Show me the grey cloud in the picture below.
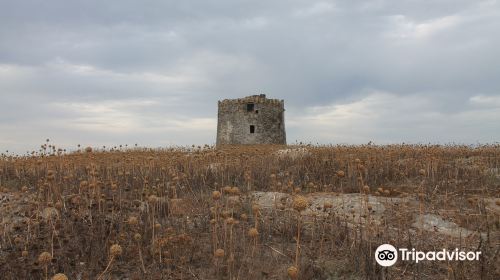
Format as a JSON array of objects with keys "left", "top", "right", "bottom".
[{"left": 1, "top": 0, "right": 499, "bottom": 153}]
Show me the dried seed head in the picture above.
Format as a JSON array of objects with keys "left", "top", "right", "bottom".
[
  {"left": 80, "top": 180, "right": 88, "bottom": 188},
  {"left": 251, "top": 204, "right": 260, "bottom": 215},
  {"left": 292, "top": 195, "right": 308, "bottom": 212},
  {"left": 110, "top": 244, "right": 122, "bottom": 257},
  {"left": 221, "top": 210, "right": 231, "bottom": 218},
  {"left": 230, "top": 186, "right": 240, "bottom": 195},
  {"left": 214, "top": 248, "right": 225, "bottom": 258},
  {"left": 287, "top": 266, "right": 298, "bottom": 279},
  {"left": 128, "top": 216, "right": 139, "bottom": 226},
  {"left": 148, "top": 195, "right": 159, "bottom": 204},
  {"left": 212, "top": 191, "right": 221, "bottom": 200},
  {"left": 336, "top": 170, "right": 345, "bottom": 178},
  {"left": 38, "top": 251, "right": 52, "bottom": 265},
  {"left": 54, "top": 201, "right": 63, "bottom": 209},
  {"left": 14, "top": 236, "right": 23, "bottom": 245},
  {"left": 362, "top": 185, "right": 370, "bottom": 193},
  {"left": 248, "top": 228, "right": 258, "bottom": 238},
  {"left": 51, "top": 273, "right": 68, "bottom": 280},
  {"left": 134, "top": 233, "right": 142, "bottom": 241}
]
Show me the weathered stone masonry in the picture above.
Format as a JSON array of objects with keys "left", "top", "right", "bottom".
[{"left": 216, "top": 94, "right": 286, "bottom": 145}]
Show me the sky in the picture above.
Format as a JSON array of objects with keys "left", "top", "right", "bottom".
[{"left": 1, "top": 0, "right": 499, "bottom": 153}]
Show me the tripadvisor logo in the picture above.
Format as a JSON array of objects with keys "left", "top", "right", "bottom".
[
  {"left": 375, "top": 244, "right": 481, "bottom": 267},
  {"left": 375, "top": 244, "right": 398, "bottom": 267}
]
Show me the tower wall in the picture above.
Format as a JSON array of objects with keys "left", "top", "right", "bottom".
[{"left": 216, "top": 95, "right": 286, "bottom": 146}]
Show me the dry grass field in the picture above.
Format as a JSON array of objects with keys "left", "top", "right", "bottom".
[{"left": 0, "top": 144, "right": 499, "bottom": 279}]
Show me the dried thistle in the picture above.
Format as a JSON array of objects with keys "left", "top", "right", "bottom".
[
  {"left": 212, "top": 191, "right": 221, "bottom": 200},
  {"left": 110, "top": 244, "right": 122, "bottom": 257},
  {"left": 214, "top": 248, "right": 225, "bottom": 258},
  {"left": 292, "top": 195, "right": 308, "bottom": 212},
  {"left": 248, "top": 227, "right": 258, "bottom": 238},
  {"left": 287, "top": 266, "right": 298, "bottom": 279},
  {"left": 38, "top": 251, "right": 52, "bottom": 265},
  {"left": 51, "top": 273, "right": 68, "bottom": 280}
]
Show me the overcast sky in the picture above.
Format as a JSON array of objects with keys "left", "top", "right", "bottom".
[{"left": 1, "top": 0, "right": 499, "bottom": 153}]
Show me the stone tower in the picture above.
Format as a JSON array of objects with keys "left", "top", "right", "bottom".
[{"left": 216, "top": 94, "right": 286, "bottom": 146}]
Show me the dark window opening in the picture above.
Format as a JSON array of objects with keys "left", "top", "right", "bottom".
[
  {"left": 246, "top": 103, "right": 254, "bottom": 111},
  {"left": 250, "top": 125, "right": 255, "bottom": 133}
]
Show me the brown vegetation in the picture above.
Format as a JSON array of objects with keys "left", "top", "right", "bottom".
[{"left": 0, "top": 143, "right": 499, "bottom": 279}]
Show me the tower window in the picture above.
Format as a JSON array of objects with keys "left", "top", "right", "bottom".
[
  {"left": 250, "top": 125, "right": 255, "bottom": 133},
  {"left": 246, "top": 103, "right": 254, "bottom": 111}
]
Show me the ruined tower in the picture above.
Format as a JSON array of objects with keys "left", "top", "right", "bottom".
[{"left": 216, "top": 94, "right": 286, "bottom": 146}]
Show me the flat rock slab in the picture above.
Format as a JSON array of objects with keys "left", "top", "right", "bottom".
[
  {"left": 251, "top": 191, "right": 486, "bottom": 239},
  {"left": 413, "top": 214, "right": 484, "bottom": 239},
  {"left": 252, "top": 191, "right": 400, "bottom": 226}
]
